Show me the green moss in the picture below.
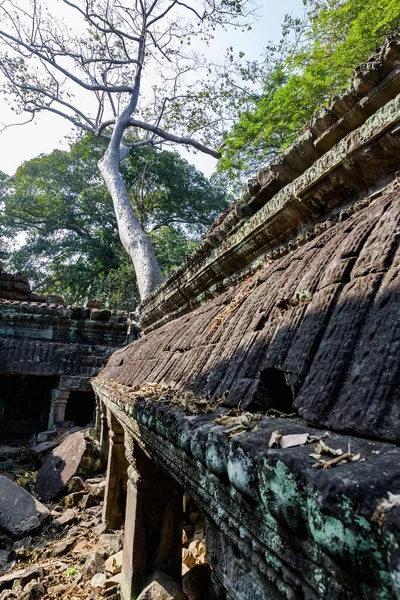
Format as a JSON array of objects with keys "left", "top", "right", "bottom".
[{"left": 259, "top": 458, "right": 306, "bottom": 532}]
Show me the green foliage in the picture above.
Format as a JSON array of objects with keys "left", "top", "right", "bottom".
[
  {"left": 2, "top": 135, "right": 228, "bottom": 309},
  {"left": 220, "top": 0, "right": 400, "bottom": 179}
]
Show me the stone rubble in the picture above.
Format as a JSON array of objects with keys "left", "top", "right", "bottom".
[
  {"left": 0, "top": 476, "right": 50, "bottom": 537},
  {"left": 0, "top": 434, "right": 210, "bottom": 600},
  {"left": 34, "top": 430, "right": 101, "bottom": 501}
]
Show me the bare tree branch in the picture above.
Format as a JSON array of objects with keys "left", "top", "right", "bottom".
[
  {"left": 0, "top": 0, "right": 254, "bottom": 300},
  {"left": 0, "top": 27, "right": 134, "bottom": 93}
]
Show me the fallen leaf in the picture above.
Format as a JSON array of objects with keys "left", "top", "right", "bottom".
[
  {"left": 350, "top": 453, "right": 361, "bottom": 461},
  {"left": 312, "top": 452, "right": 352, "bottom": 469},
  {"left": 215, "top": 414, "right": 250, "bottom": 427},
  {"left": 215, "top": 412, "right": 261, "bottom": 428},
  {"left": 226, "top": 425, "right": 249, "bottom": 438},
  {"left": 279, "top": 433, "right": 309, "bottom": 449},
  {"left": 314, "top": 440, "right": 343, "bottom": 457},
  {"left": 309, "top": 453, "right": 322, "bottom": 460},
  {"left": 373, "top": 492, "right": 400, "bottom": 530},
  {"left": 268, "top": 430, "right": 282, "bottom": 448}
]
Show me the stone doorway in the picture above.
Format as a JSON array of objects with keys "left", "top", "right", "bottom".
[
  {"left": 0, "top": 374, "right": 57, "bottom": 439},
  {"left": 65, "top": 390, "right": 96, "bottom": 427}
]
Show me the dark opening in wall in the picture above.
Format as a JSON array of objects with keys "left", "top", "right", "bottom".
[
  {"left": 0, "top": 374, "right": 57, "bottom": 438},
  {"left": 65, "top": 390, "right": 95, "bottom": 426},
  {"left": 247, "top": 368, "right": 295, "bottom": 414}
]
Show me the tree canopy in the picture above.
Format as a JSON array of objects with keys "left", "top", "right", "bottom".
[
  {"left": 1, "top": 135, "right": 228, "bottom": 309},
  {"left": 0, "top": 0, "right": 253, "bottom": 300},
  {"left": 219, "top": 0, "right": 400, "bottom": 179}
]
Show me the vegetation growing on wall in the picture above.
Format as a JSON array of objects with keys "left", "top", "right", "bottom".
[{"left": 219, "top": 0, "right": 400, "bottom": 179}]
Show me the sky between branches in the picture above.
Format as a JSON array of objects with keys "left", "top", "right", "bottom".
[{"left": 0, "top": 0, "right": 304, "bottom": 179}]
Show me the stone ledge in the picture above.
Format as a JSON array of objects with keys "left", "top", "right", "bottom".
[
  {"left": 0, "top": 298, "right": 129, "bottom": 324},
  {"left": 93, "top": 378, "right": 400, "bottom": 600},
  {"left": 141, "top": 92, "right": 400, "bottom": 333},
  {"left": 140, "top": 33, "right": 400, "bottom": 333}
]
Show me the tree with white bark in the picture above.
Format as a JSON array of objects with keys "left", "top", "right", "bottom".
[{"left": 0, "top": 0, "right": 252, "bottom": 300}]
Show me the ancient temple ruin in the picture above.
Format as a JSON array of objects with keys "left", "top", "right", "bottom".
[
  {"left": 92, "top": 33, "right": 400, "bottom": 600},
  {"left": 0, "top": 272, "right": 133, "bottom": 437}
]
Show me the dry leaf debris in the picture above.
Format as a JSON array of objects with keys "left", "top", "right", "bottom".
[
  {"left": 311, "top": 440, "right": 361, "bottom": 468},
  {"left": 311, "top": 452, "right": 353, "bottom": 469},
  {"left": 372, "top": 493, "right": 400, "bottom": 532},
  {"left": 313, "top": 440, "right": 343, "bottom": 457},
  {"left": 267, "top": 431, "right": 363, "bottom": 468},
  {"left": 279, "top": 433, "right": 309, "bottom": 449},
  {"left": 205, "top": 277, "right": 255, "bottom": 338},
  {"left": 268, "top": 431, "right": 314, "bottom": 449},
  {"left": 104, "top": 380, "right": 223, "bottom": 416},
  {"left": 215, "top": 410, "right": 262, "bottom": 438}
]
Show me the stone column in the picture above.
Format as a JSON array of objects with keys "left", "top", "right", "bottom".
[
  {"left": 99, "top": 402, "right": 110, "bottom": 470},
  {"left": 121, "top": 437, "right": 183, "bottom": 600},
  {"left": 48, "top": 389, "right": 70, "bottom": 430},
  {"left": 102, "top": 410, "right": 128, "bottom": 530},
  {"left": 95, "top": 396, "right": 102, "bottom": 435}
]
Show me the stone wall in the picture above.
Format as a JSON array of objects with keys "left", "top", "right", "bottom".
[
  {"left": 97, "top": 183, "right": 400, "bottom": 443},
  {"left": 93, "top": 34, "right": 400, "bottom": 600},
  {"left": 0, "top": 269, "right": 135, "bottom": 431},
  {"left": 94, "top": 378, "right": 400, "bottom": 600},
  {"left": 140, "top": 33, "right": 400, "bottom": 334},
  {"left": 0, "top": 269, "right": 63, "bottom": 303}
]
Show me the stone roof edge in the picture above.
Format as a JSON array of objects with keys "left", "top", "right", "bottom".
[
  {"left": 139, "top": 33, "right": 400, "bottom": 331},
  {"left": 0, "top": 298, "right": 131, "bottom": 326},
  {"left": 141, "top": 92, "right": 400, "bottom": 333}
]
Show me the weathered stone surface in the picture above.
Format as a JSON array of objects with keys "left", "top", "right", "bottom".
[
  {"left": 139, "top": 35, "right": 400, "bottom": 334},
  {"left": 36, "top": 431, "right": 56, "bottom": 443},
  {"left": 83, "top": 551, "right": 106, "bottom": 578},
  {"left": 98, "top": 185, "right": 400, "bottom": 443},
  {"left": 0, "top": 268, "right": 132, "bottom": 404},
  {"left": 85, "top": 478, "right": 106, "bottom": 498},
  {"left": 0, "top": 566, "right": 43, "bottom": 592},
  {"left": 93, "top": 33, "right": 400, "bottom": 600},
  {"left": 10, "top": 537, "right": 32, "bottom": 561},
  {"left": 67, "top": 476, "right": 86, "bottom": 493},
  {"left": 105, "top": 573, "right": 121, "bottom": 589},
  {"left": 95, "top": 384, "right": 400, "bottom": 600},
  {"left": 51, "top": 538, "right": 75, "bottom": 557},
  {"left": 105, "top": 551, "right": 123, "bottom": 575},
  {"left": 99, "top": 533, "right": 124, "bottom": 555},
  {"left": 20, "top": 581, "right": 46, "bottom": 599},
  {"left": 182, "top": 564, "right": 213, "bottom": 600},
  {"left": 64, "top": 491, "right": 86, "bottom": 507},
  {"left": 35, "top": 431, "right": 100, "bottom": 501},
  {"left": 31, "top": 441, "right": 58, "bottom": 455},
  {"left": 53, "top": 509, "right": 77, "bottom": 528},
  {"left": 0, "top": 447, "right": 19, "bottom": 458},
  {"left": 91, "top": 573, "right": 107, "bottom": 588},
  {"left": 136, "top": 571, "right": 187, "bottom": 600},
  {"left": 80, "top": 493, "right": 98, "bottom": 510},
  {"left": 0, "top": 476, "right": 50, "bottom": 537}
]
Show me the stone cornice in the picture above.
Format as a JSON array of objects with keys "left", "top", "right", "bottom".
[
  {"left": 93, "top": 378, "right": 400, "bottom": 600},
  {"left": 141, "top": 92, "right": 400, "bottom": 333}
]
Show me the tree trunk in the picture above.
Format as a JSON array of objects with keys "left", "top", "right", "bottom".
[{"left": 98, "top": 148, "right": 163, "bottom": 301}]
